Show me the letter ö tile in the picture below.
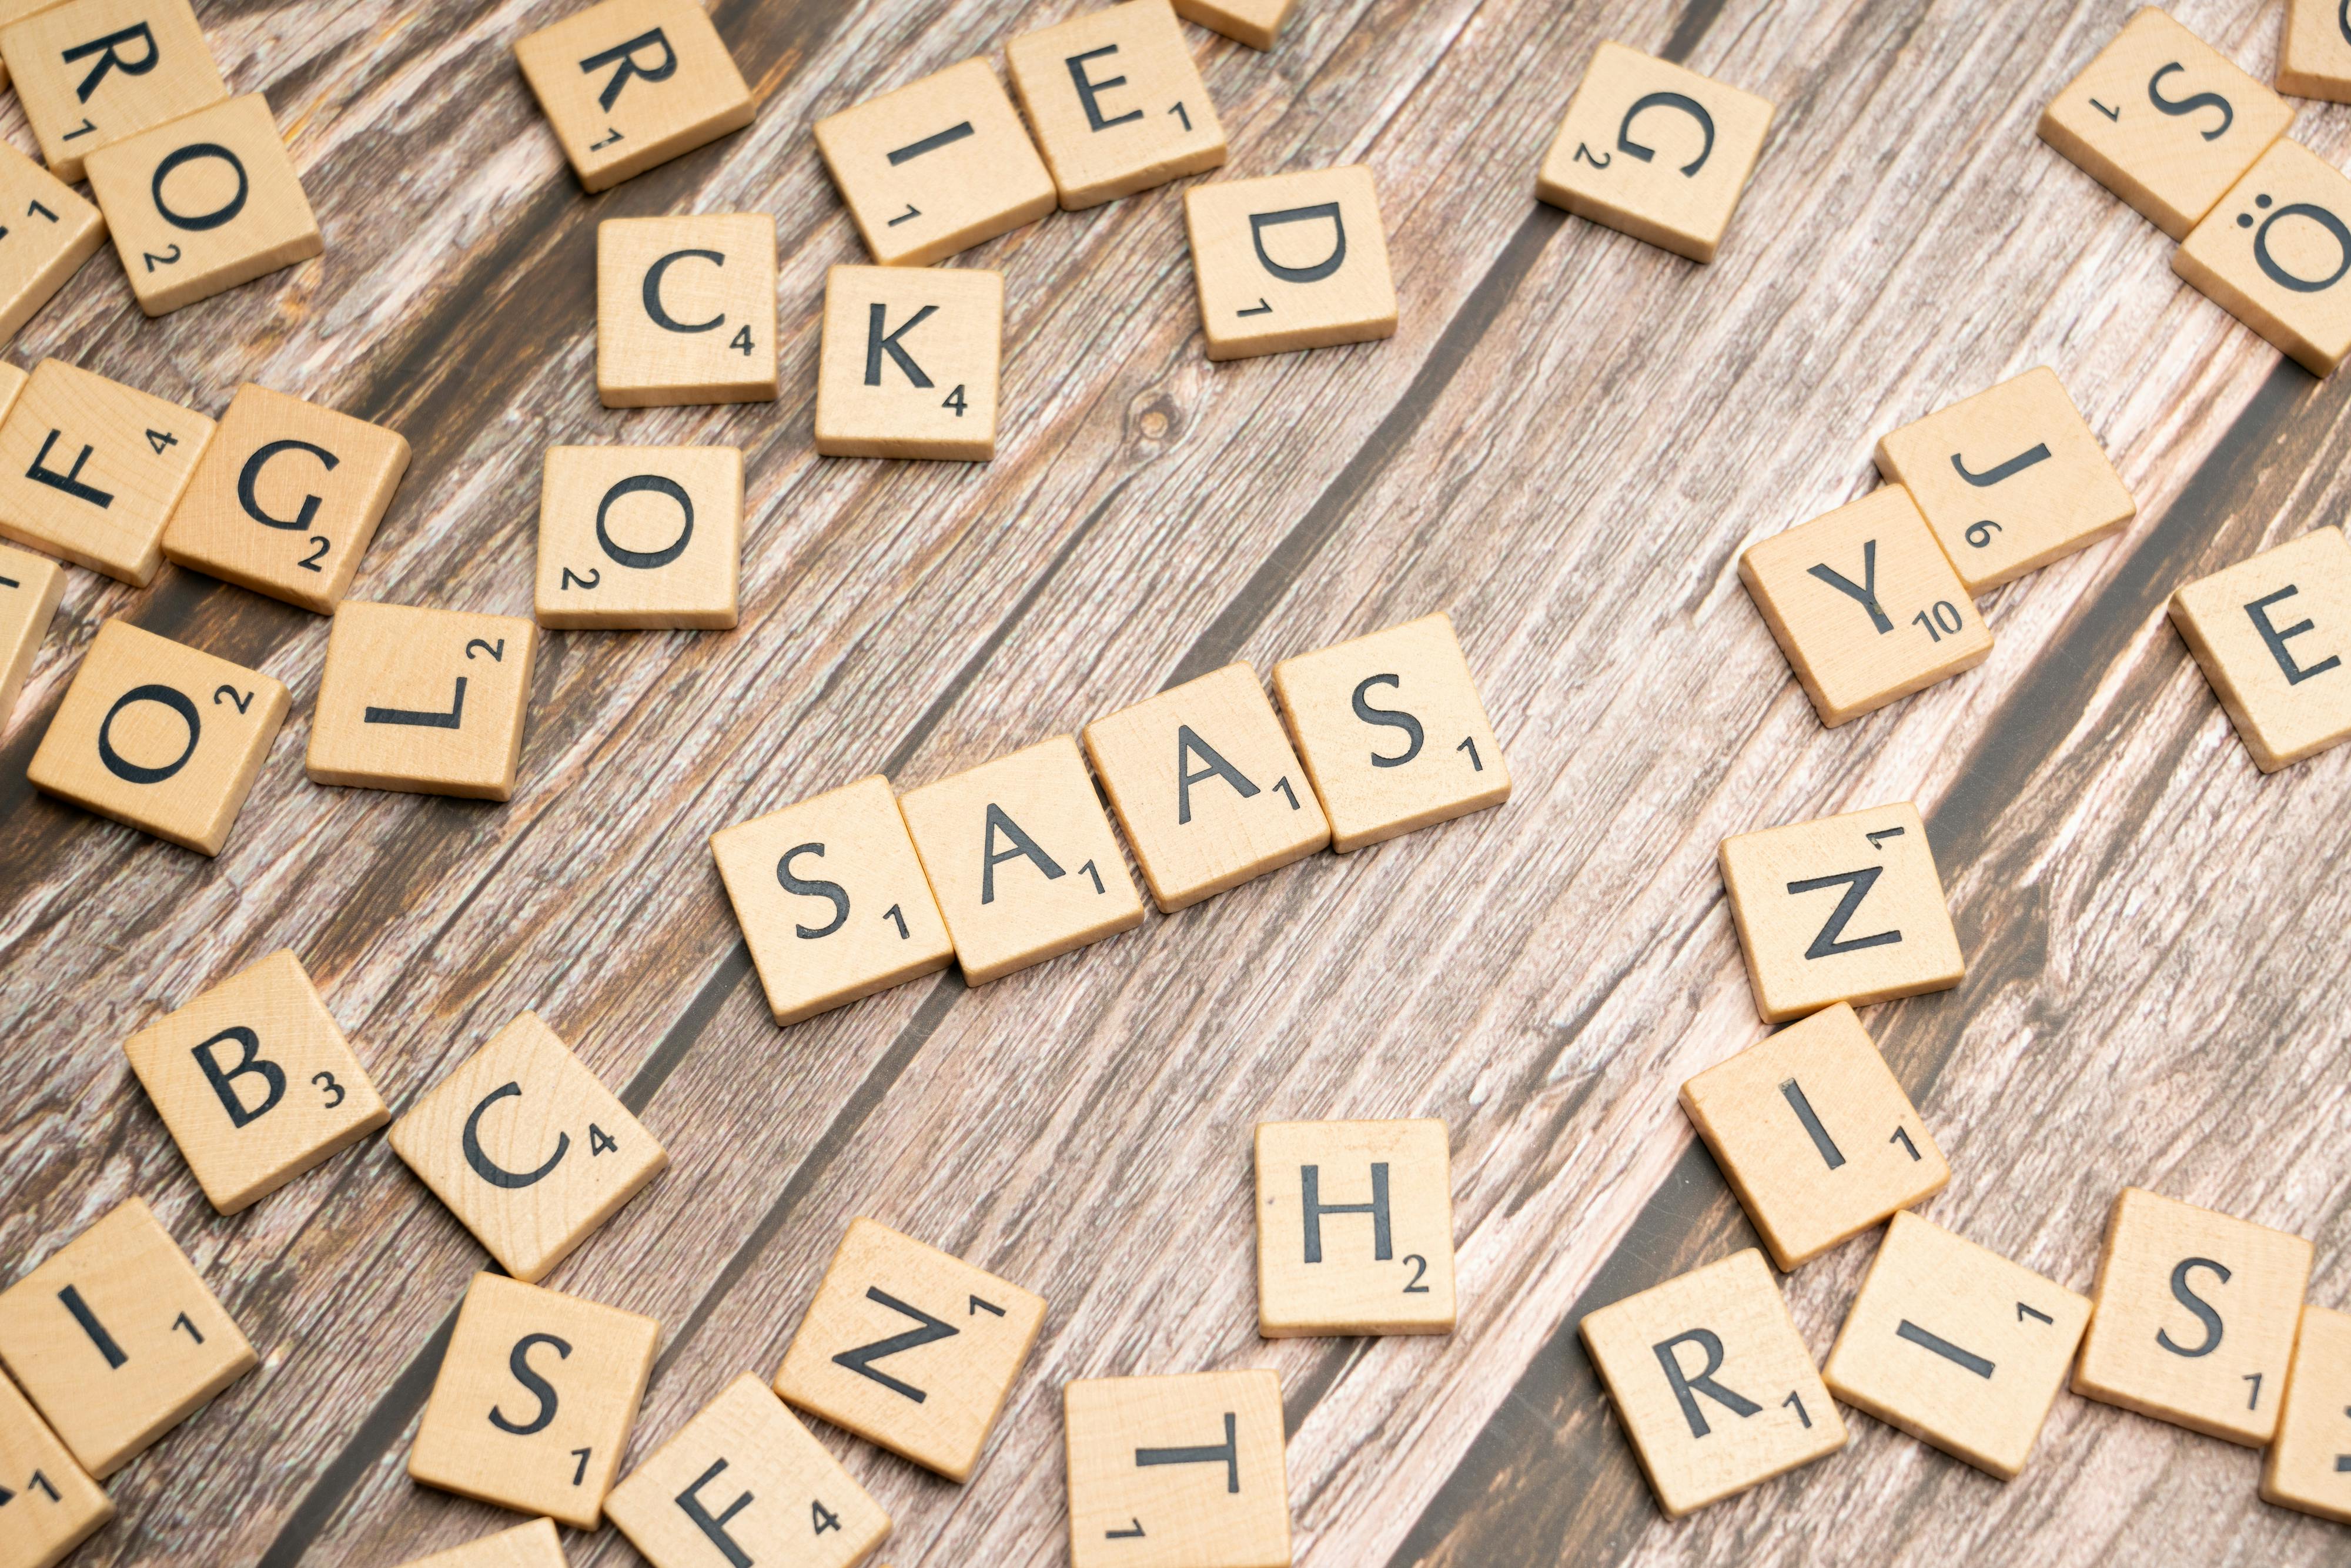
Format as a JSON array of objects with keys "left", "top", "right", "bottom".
[
  {"left": 2175, "top": 138, "right": 2351, "bottom": 375},
  {"left": 814, "top": 57, "right": 1055, "bottom": 268},
  {"left": 1006, "top": 0, "right": 1226, "bottom": 210},
  {"left": 597, "top": 213, "right": 777, "bottom": 408},
  {"left": 2169, "top": 526, "right": 2351, "bottom": 770},
  {"left": 1063, "top": 1369, "right": 1290, "bottom": 1568},
  {"left": 1, "top": 0, "right": 226, "bottom": 183},
  {"left": 1183, "top": 164, "right": 1396, "bottom": 361},
  {"left": 0, "top": 357, "right": 216, "bottom": 586},
  {"left": 514, "top": 0, "right": 754, "bottom": 193},
  {"left": 814, "top": 263, "right": 1001, "bottom": 460}
]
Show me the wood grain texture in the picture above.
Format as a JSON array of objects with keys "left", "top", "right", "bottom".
[{"left": 4, "top": 1, "right": 2351, "bottom": 1565}]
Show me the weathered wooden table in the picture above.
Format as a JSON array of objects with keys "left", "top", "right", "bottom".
[{"left": 5, "top": 0, "right": 2349, "bottom": 1562}]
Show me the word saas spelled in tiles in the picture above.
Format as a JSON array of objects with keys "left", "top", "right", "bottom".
[
  {"left": 774, "top": 1217, "right": 1047, "bottom": 1482},
  {"left": 0, "top": 143, "right": 103, "bottom": 345},
  {"left": 0, "top": 357, "right": 215, "bottom": 586},
  {"left": 1006, "top": 0, "right": 1226, "bottom": 210},
  {"left": 388, "top": 1011, "right": 667, "bottom": 1284},
  {"left": 1184, "top": 165, "right": 1396, "bottom": 361},
  {"left": 0, "top": 540, "right": 65, "bottom": 725},
  {"left": 597, "top": 213, "right": 778, "bottom": 408},
  {"left": 306, "top": 601, "right": 537, "bottom": 800},
  {"left": 1579, "top": 1248, "right": 1844, "bottom": 1519},
  {"left": 2170, "top": 526, "right": 2351, "bottom": 770},
  {"left": 815, "top": 264, "right": 1002, "bottom": 460},
  {"left": 1822, "top": 1212, "right": 2091, "bottom": 1479},
  {"left": 0, "top": 1368, "right": 112, "bottom": 1568},
  {"left": 1679, "top": 1001, "right": 1948, "bottom": 1270},
  {"left": 2, "top": 0, "right": 228, "bottom": 183},
  {"left": 2263, "top": 1304, "right": 2351, "bottom": 1523},
  {"left": 1255, "top": 1118, "right": 1454, "bottom": 1338},
  {"left": 0, "top": 1198, "right": 256, "bottom": 1478},
  {"left": 2280, "top": 0, "right": 2351, "bottom": 102},
  {"left": 1536, "top": 42, "right": 1775, "bottom": 263},
  {"left": 514, "top": 0, "right": 754, "bottom": 193},
  {"left": 1064, "top": 1369, "right": 1290, "bottom": 1568},
  {"left": 536, "top": 445, "right": 741, "bottom": 629},
  {"left": 393, "top": 1519, "right": 567, "bottom": 1568},
  {"left": 814, "top": 57, "right": 1055, "bottom": 268},
  {"left": 2176, "top": 138, "right": 2351, "bottom": 375}
]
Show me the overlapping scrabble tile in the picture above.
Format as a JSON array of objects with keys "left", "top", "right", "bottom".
[
  {"left": 0, "top": 540, "right": 63, "bottom": 725},
  {"left": 815, "top": 263, "right": 1001, "bottom": 460},
  {"left": 774, "top": 1217, "right": 1047, "bottom": 1481},
  {"left": 122, "top": 949, "right": 387, "bottom": 1213},
  {"left": 813, "top": 57, "right": 1055, "bottom": 268},
  {"left": 0, "top": 143, "right": 102, "bottom": 345},
  {"left": 1255, "top": 1118, "right": 1454, "bottom": 1338},
  {"left": 0, "top": 1369, "right": 112, "bottom": 1568},
  {"left": 2262, "top": 1304, "right": 2351, "bottom": 1523},
  {"left": 1171, "top": 0, "right": 1295, "bottom": 51},
  {"left": 711, "top": 775, "right": 955, "bottom": 1025},
  {"left": 2, "top": 0, "right": 226, "bottom": 183},
  {"left": 0, "top": 360, "right": 26, "bottom": 420},
  {"left": 1873, "top": 367, "right": 2137, "bottom": 593},
  {"left": 1679, "top": 1001, "right": 1948, "bottom": 1270},
  {"left": 396, "top": 1518, "right": 567, "bottom": 1568},
  {"left": 1822, "top": 1212, "right": 2091, "bottom": 1479},
  {"left": 1718, "top": 801, "right": 1963, "bottom": 1024},
  {"left": 2039, "top": 7, "right": 2292, "bottom": 240},
  {"left": 597, "top": 213, "right": 777, "bottom": 408},
  {"left": 605, "top": 1373, "right": 889, "bottom": 1568},
  {"left": 85, "top": 93, "right": 320, "bottom": 316},
  {"left": 306, "top": 601, "right": 537, "bottom": 800},
  {"left": 1082, "top": 661, "right": 1327, "bottom": 912},
  {"left": 28, "top": 618, "right": 287, "bottom": 855},
  {"left": 1005, "top": 0, "right": 1226, "bottom": 210},
  {"left": 1064, "top": 1369, "right": 1289, "bottom": 1568},
  {"left": 2176, "top": 138, "right": 2351, "bottom": 375},
  {"left": 1579, "top": 1248, "right": 1844, "bottom": 1519},
  {"left": 0, "top": 357, "right": 215, "bottom": 585},
  {"left": 2073, "top": 1187, "right": 2313, "bottom": 1445},
  {"left": 410, "top": 1273, "right": 660, "bottom": 1530},
  {"left": 2280, "top": 0, "right": 2351, "bottom": 102},
  {"left": 0, "top": 0, "right": 72, "bottom": 91},
  {"left": 0, "top": 1198, "right": 256, "bottom": 1478},
  {"left": 513, "top": 0, "right": 754, "bottom": 193},
  {"left": 1183, "top": 165, "right": 1395, "bottom": 361},
  {"left": 897, "top": 734, "right": 1144, "bottom": 985},
  {"left": 1270, "top": 611, "right": 1508, "bottom": 853},
  {"left": 2169, "top": 526, "right": 2351, "bottom": 771},
  {"left": 387, "top": 1011, "right": 667, "bottom": 1284},
  {"left": 535, "top": 444, "right": 740, "bottom": 629},
  {"left": 1535, "top": 42, "right": 1775, "bottom": 263},
  {"left": 1740, "top": 485, "right": 1991, "bottom": 727},
  {"left": 162, "top": 383, "right": 410, "bottom": 614}
]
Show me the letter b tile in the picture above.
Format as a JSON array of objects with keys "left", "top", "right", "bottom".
[
  {"left": 1064, "top": 1369, "right": 1290, "bottom": 1568},
  {"left": 2170, "top": 527, "right": 2351, "bottom": 770},
  {"left": 815, "top": 264, "right": 1002, "bottom": 460},
  {"left": 1184, "top": 165, "right": 1396, "bottom": 361}
]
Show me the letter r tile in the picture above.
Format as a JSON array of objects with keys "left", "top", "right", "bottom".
[{"left": 514, "top": 0, "right": 754, "bottom": 192}]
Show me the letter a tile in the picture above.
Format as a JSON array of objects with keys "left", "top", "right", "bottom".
[
  {"left": 2280, "top": 0, "right": 2351, "bottom": 103},
  {"left": 597, "top": 214, "right": 777, "bottom": 408},
  {"left": 814, "top": 57, "right": 1056, "bottom": 268},
  {"left": 1064, "top": 1369, "right": 1290, "bottom": 1568},
  {"left": 394, "top": 1519, "right": 567, "bottom": 1568},
  {"left": 1255, "top": 1118, "right": 1454, "bottom": 1338},
  {"left": 0, "top": 142, "right": 103, "bottom": 346},
  {"left": 388, "top": 1012, "right": 667, "bottom": 1284},
  {"left": 306, "top": 601, "right": 538, "bottom": 800},
  {"left": 0, "top": 1370, "right": 111, "bottom": 1568},
  {"left": 1006, "top": 0, "right": 1227, "bottom": 210},
  {"left": 0, "top": 358, "right": 216, "bottom": 586},
  {"left": 2175, "top": 138, "right": 2351, "bottom": 375},
  {"left": 1184, "top": 165, "right": 1396, "bottom": 361},
  {"left": 2170, "top": 527, "right": 2351, "bottom": 770},
  {"left": 1, "top": 0, "right": 228, "bottom": 183},
  {"left": 536, "top": 445, "right": 741, "bottom": 629},
  {"left": 1578, "top": 1249, "right": 1844, "bottom": 1519},
  {"left": 0, "top": 540, "right": 65, "bottom": 727},
  {"left": 2262, "top": 1304, "right": 2351, "bottom": 1523},
  {"left": 514, "top": 0, "right": 754, "bottom": 193},
  {"left": 815, "top": 264, "right": 1001, "bottom": 460}
]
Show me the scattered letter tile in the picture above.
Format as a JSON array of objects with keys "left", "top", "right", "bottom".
[
  {"left": 1006, "top": 0, "right": 1227, "bottom": 210},
  {"left": 2280, "top": 0, "right": 2351, "bottom": 102},
  {"left": 2170, "top": 526, "right": 2351, "bottom": 771},
  {"left": 0, "top": 540, "right": 65, "bottom": 726},
  {"left": 1719, "top": 800, "right": 1963, "bottom": 1024},
  {"left": 1063, "top": 1369, "right": 1289, "bottom": 1568},
  {"left": 2, "top": 0, "right": 227, "bottom": 183},
  {"left": 815, "top": 263, "right": 1001, "bottom": 460},
  {"left": 1270, "top": 611, "right": 1509, "bottom": 854},
  {"left": 410, "top": 1272, "right": 661, "bottom": 1530},
  {"left": 1822, "top": 1211, "right": 2091, "bottom": 1479},
  {"left": 0, "top": 1198, "right": 256, "bottom": 1478},
  {"left": 597, "top": 213, "right": 777, "bottom": 409},
  {"left": 1171, "top": 0, "right": 1296, "bottom": 51},
  {"left": 710, "top": 774, "right": 955, "bottom": 1027},
  {"left": 306, "top": 601, "right": 538, "bottom": 800},
  {"left": 1255, "top": 1118, "right": 1454, "bottom": 1338},
  {"left": 1578, "top": 1248, "right": 1845, "bottom": 1519},
  {"left": 2073, "top": 1187, "right": 2313, "bottom": 1445},
  {"left": 0, "top": 357, "right": 215, "bottom": 586},
  {"left": 814, "top": 57, "right": 1055, "bottom": 268},
  {"left": 2175, "top": 138, "right": 2351, "bottom": 375},
  {"left": 1536, "top": 42, "right": 1775, "bottom": 263},
  {"left": 387, "top": 1011, "right": 667, "bottom": 1285},
  {"left": 536, "top": 444, "right": 740, "bottom": 630},
  {"left": 1184, "top": 165, "right": 1396, "bottom": 361},
  {"left": 0, "top": 1365, "right": 111, "bottom": 1568},
  {"left": 514, "top": 0, "right": 754, "bottom": 193},
  {"left": 394, "top": 1518, "right": 567, "bottom": 1568},
  {"left": 0, "top": 142, "right": 103, "bottom": 345},
  {"left": 1679, "top": 1001, "right": 1948, "bottom": 1271},
  {"left": 774, "top": 1217, "right": 1048, "bottom": 1482},
  {"left": 2262, "top": 1303, "right": 2351, "bottom": 1523}
]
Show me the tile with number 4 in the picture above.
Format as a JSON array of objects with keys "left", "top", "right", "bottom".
[
  {"left": 2170, "top": 526, "right": 2351, "bottom": 771},
  {"left": 0, "top": 142, "right": 103, "bottom": 346},
  {"left": 1064, "top": 1369, "right": 1289, "bottom": 1568},
  {"left": 2176, "top": 138, "right": 2351, "bottom": 375},
  {"left": 814, "top": 57, "right": 1055, "bottom": 268},
  {"left": 2, "top": 0, "right": 228, "bottom": 183},
  {"left": 514, "top": 0, "right": 754, "bottom": 193},
  {"left": 1185, "top": 165, "right": 1395, "bottom": 361},
  {"left": 2262, "top": 1304, "right": 2351, "bottom": 1523},
  {"left": 1006, "top": 0, "right": 1226, "bottom": 210},
  {"left": 597, "top": 214, "right": 777, "bottom": 409},
  {"left": 394, "top": 1519, "right": 567, "bottom": 1568},
  {"left": 0, "top": 1368, "right": 112, "bottom": 1568},
  {"left": 536, "top": 445, "right": 740, "bottom": 629},
  {"left": 307, "top": 601, "right": 537, "bottom": 800},
  {"left": 1255, "top": 1118, "right": 1454, "bottom": 1338},
  {"left": 0, "top": 540, "right": 65, "bottom": 727},
  {"left": 0, "top": 358, "right": 215, "bottom": 586},
  {"left": 815, "top": 264, "right": 1001, "bottom": 460}
]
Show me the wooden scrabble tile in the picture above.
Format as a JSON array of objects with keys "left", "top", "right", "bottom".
[
  {"left": 1822, "top": 1211, "right": 2090, "bottom": 1479},
  {"left": 710, "top": 775, "right": 955, "bottom": 1027},
  {"left": 122, "top": 949, "right": 386, "bottom": 1214},
  {"left": 1740, "top": 486, "right": 1992, "bottom": 727},
  {"left": 513, "top": 0, "right": 754, "bottom": 193},
  {"left": 0, "top": 142, "right": 101, "bottom": 346},
  {"left": 774, "top": 1217, "right": 1047, "bottom": 1482},
  {"left": 1183, "top": 165, "right": 1396, "bottom": 361},
  {"left": 0, "top": 359, "right": 27, "bottom": 419},
  {"left": 411, "top": 1272, "right": 661, "bottom": 1530},
  {"left": 28, "top": 618, "right": 287, "bottom": 855},
  {"left": 161, "top": 384, "right": 409, "bottom": 614},
  {"left": 1719, "top": 801, "right": 1963, "bottom": 1024},
  {"left": 896, "top": 734, "right": 1145, "bottom": 986},
  {"left": 1679, "top": 1001, "right": 1948, "bottom": 1271},
  {"left": 813, "top": 56, "right": 1055, "bottom": 268},
  {"left": 395, "top": 1518, "right": 567, "bottom": 1568},
  {"left": 387, "top": 1011, "right": 667, "bottom": 1284},
  {"left": 2169, "top": 526, "right": 2351, "bottom": 771},
  {"left": 1270, "top": 611, "right": 1508, "bottom": 854},
  {"left": 535, "top": 444, "right": 740, "bottom": 629},
  {"left": 1082, "top": 662, "right": 1327, "bottom": 912},
  {"left": 2038, "top": 7, "right": 2292, "bottom": 240},
  {"left": 2280, "top": 0, "right": 2351, "bottom": 102},
  {"left": 597, "top": 213, "right": 776, "bottom": 409},
  {"left": 1578, "top": 1248, "right": 1844, "bottom": 1519},
  {"left": 306, "top": 601, "right": 537, "bottom": 800},
  {"left": 1873, "top": 367, "right": 2137, "bottom": 594},
  {"left": 814, "top": 264, "right": 1001, "bottom": 460},
  {"left": 84, "top": 93, "right": 319, "bottom": 316},
  {"left": 0, "top": 540, "right": 63, "bottom": 726},
  {"left": 0, "top": 357, "right": 215, "bottom": 586},
  {"left": 2262, "top": 1303, "right": 2351, "bottom": 1523},
  {"left": 1005, "top": 0, "right": 1227, "bottom": 210},
  {"left": 1171, "top": 0, "right": 1295, "bottom": 51},
  {"left": 1064, "top": 1369, "right": 1289, "bottom": 1568},
  {"left": 1254, "top": 1118, "right": 1453, "bottom": 1338},
  {"left": 0, "top": 0, "right": 70, "bottom": 91},
  {"left": 1535, "top": 42, "right": 1775, "bottom": 263},
  {"left": 2175, "top": 138, "right": 2351, "bottom": 375},
  {"left": 605, "top": 1373, "right": 889, "bottom": 1568},
  {"left": 0, "top": 1369, "right": 111, "bottom": 1568},
  {"left": 1, "top": 0, "right": 226, "bottom": 183},
  {"left": 0, "top": 1198, "right": 255, "bottom": 1478},
  {"left": 2073, "top": 1187, "right": 2313, "bottom": 1445}
]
